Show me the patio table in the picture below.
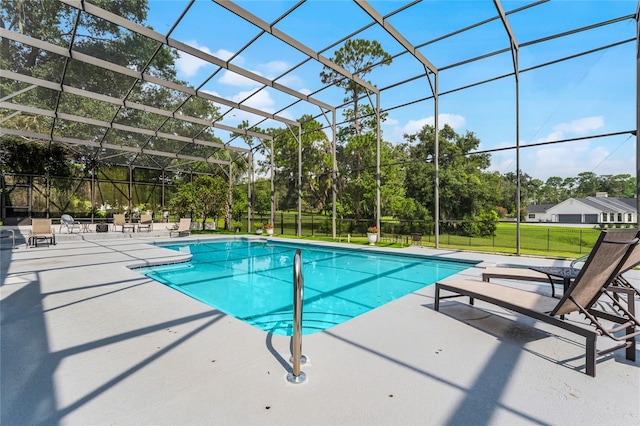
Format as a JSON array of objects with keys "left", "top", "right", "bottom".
[
  {"left": 529, "top": 266, "right": 580, "bottom": 298},
  {"left": 76, "top": 220, "right": 93, "bottom": 233}
]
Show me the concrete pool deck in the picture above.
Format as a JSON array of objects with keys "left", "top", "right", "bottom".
[{"left": 1, "top": 230, "right": 639, "bottom": 425}]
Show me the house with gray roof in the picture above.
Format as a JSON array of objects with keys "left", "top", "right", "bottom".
[
  {"left": 525, "top": 193, "right": 637, "bottom": 224},
  {"left": 525, "top": 204, "right": 556, "bottom": 222}
]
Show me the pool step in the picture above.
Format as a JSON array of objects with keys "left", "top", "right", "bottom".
[{"left": 245, "top": 310, "right": 354, "bottom": 335}]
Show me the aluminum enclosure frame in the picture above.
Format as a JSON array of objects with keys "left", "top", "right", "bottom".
[{"left": 1, "top": 0, "right": 638, "bottom": 241}]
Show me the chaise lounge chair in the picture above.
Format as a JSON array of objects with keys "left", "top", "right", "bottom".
[
  {"left": 28, "top": 218, "right": 56, "bottom": 248},
  {"left": 137, "top": 214, "right": 153, "bottom": 232},
  {"left": 482, "top": 230, "right": 640, "bottom": 298},
  {"left": 482, "top": 266, "right": 565, "bottom": 293},
  {"left": 434, "top": 230, "right": 640, "bottom": 377},
  {"left": 169, "top": 218, "right": 191, "bottom": 237},
  {"left": 113, "top": 214, "right": 135, "bottom": 233},
  {"left": 610, "top": 241, "right": 640, "bottom": 298}
]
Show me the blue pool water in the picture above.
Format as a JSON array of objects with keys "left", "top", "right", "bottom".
[{"left": 139, "top": 239, "right": 477, "bottom": 335}]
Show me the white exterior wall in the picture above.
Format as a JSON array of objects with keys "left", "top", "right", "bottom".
[
  {"left": 525, "top": 211, "right": 551, "bottom": 222},
  {"left": 602, "top": 211, "right": 637, "bottom": 224},
  {"left": 525, "top": 199, "right": 637, "bottom": 224},
  {"left": 546, "top": 199, "right": 601, "bottom": 223}
]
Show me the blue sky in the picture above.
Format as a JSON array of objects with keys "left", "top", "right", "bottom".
[{"left": 145, "top": 0, "right": 637, "bottom": 182}]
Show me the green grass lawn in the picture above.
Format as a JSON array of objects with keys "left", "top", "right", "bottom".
[
  {"left": 192, "top": 215, "right": 632, "bottom": 259},
  {"left": 422, "top": 223, "right": 602, "bottom": 258}
]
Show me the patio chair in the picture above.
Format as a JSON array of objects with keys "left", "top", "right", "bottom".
[
  {"left": 434, "top": 230, "right": 640, "bottom": 377},
  {"left": 113, "top": 214, "right": 135, "bottom": 233},
  {"left": 560, "top": 236, "right": 640, "bottom": 300},
  {"left": 169, "top": 218, "right": 191, "bottom": 237},
  {"left": 59, "top": 214, "right": 81, "bottom": 234},
  {"left": 610, "top": 241, "right": 640, "bottom": 298},
  {"left": 137, "top": 214, "right": 153, "bottom": 232},
  {"left": 28, "top": 218, "right": 56, "bottom": 248},
  {"left": 482, "top": 230, "right": 640, "bottom": 298}
]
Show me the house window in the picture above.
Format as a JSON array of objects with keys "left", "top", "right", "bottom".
[
  {"left": 617, "top": 213, "right": 622, "bottom": 222},
  {"left": 528, "top": 214, "right": 535, "bottom": 219},
  {"left": 629, "top": 213, "right": 633, "bottom": 222},
  {"left": 602, "top": 213, "right": 607, "bottom": 222},
  {"left": 610, "top": 213, "right": 615, "bottom": 221}
]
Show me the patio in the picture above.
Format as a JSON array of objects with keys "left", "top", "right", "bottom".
[{"left": 1, "top": 232, "right": 638, "bottom": 425}]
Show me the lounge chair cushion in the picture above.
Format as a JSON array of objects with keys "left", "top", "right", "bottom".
[
  {"left": 439, "top": 279, "right": 562, "bottom": 313},
  {"left": 482, "top": 267, "right": 563, "bottom": 284}
]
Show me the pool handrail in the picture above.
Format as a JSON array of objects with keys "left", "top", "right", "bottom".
[{"left": 287, "top": 249, "right": 306, "bottom": 383}]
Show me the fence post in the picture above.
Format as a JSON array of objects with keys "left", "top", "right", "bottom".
[
  {"left": 281, "top": 211, "right": 284, "bottom": 235},
  {"left": 311, "top": 214, "right": 314, "bottom": 237},
  {"left": 579, "top": 229, "right": 582, "bottom": 254},
  {"left": 547, "top": 228, "right": 550, "bottom": 252}
]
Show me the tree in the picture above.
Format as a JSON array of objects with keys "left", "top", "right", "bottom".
[
  {"left": 562, "top": 177, "right": 577, "bottom": 198},
  {"left": 320, "top": 40, "right": 392, "bottom": 220},
  {"left": 497, "top": 171, "right": 541, "bottom": 216},
  {"left": 337, "top": 103, "right": 388, "bottom": 144},
  {"left": 320, "top": 39, "right": 392, "bottom": 137},
  {"left": 600, "top": 174, "right": 636, "bottom": 198},
  {"left": 543, "top": 176, "right": 564, "bottom": 203},
  {"left": 0, "top": 0, "right": 220, "bottom": 198},
  {"left": 403, "top": 124, "right": 499, "bottom": 234},
  {"left": 527, "top": 178, "right": 544, "bottom": 205},
  {"left": 168, "top": 180, "right": 198, "bottom": 219},
  {"left": 575, "top": 172, "right": 600, "bottom": 197},
  {"left": 261, "top": 115, "right": 331, "bottom": 213},
  {"left": 380, "top": 143, "right": 408, "bottom": 217},
  {"left": 253, "top": 179, "right": 271, "bottom": 216},
  {"left": 462, "top": 209, "right": 499, "bottom": 238},
  {"left": 169, "top": 175, "right": 228, "bottom": 229},
  {"left": 341, "top": 134, "right": 374, "bottom": 219},
  {"left": 339, "top": 133, "right": 406, "bottom": 220},
  {"left": 0, "top": 140, "right": 76, "bottom": 177},
  {"left": 231, "top": 185, "right": 248, "bottom": 222}
]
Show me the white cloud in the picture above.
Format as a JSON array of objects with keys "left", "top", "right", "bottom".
[
  {"left": 532, "top": 130, "right": 563, "bottom": 144},
  {"left": 277, "top": 73, "right": 305, "bottom": 89},
  {"left": 219, "top": 69, "right": 262, "bottom": 88},
  {"left": 528, "top": 152, "right": 586, "bottom": 180},
  {"left": 232, "top": 89, "right": 275, "bottom": 112},
  {"left": 402, "top": 113, "right": 466, "bottom": 134},
  {"left": 258, "top": 60, "right": 289, "bottom": 75},
  {"left": 175, "top": 40, "right": 215, "bottom": 77},
  {"left": 176, "top": 52, "right": 208, "bottom": 78},
  {"left": 525, "top": 141, "right": 615, "bottom": 180},
  {"left": 380, "top": 113, "right": 465, "bottom": 144},
  {"left": 175, "top": 40, "right": 253, "bottom": 80},
  {"left": 487, "top": 158, "right": 516, "bottom": 175},
  {"left": 553, "top": 116, "right": 604, "bottom": 136},
  {"left": 199, "top": 87, "right": 296, "bottom": 129},
  {"left": 529, "top": 116, "right": 605, "bottom": 145},
  {"left": 200, "top": 89, "right": 220, "bottom": 98},
  {"left": 483, "top": 115, "right": 616, "bottom": 180},
  {"left": 214, "top": 48, "right": 236, "bottom": 62}
]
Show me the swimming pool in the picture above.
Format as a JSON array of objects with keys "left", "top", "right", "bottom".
[{"left": 139, "top": 239, "right": 477, "bottom": 335}]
